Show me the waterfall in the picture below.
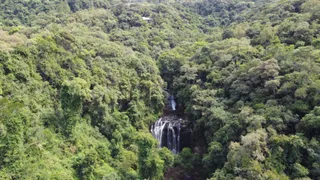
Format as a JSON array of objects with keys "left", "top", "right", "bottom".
[
  {"left": 169, "top": 96, "right": 176, "bottom": 111},
  {"left": 151, "top": 117, "right": 181, "bottom": 154},
  {"left": 150, "top": 118, "right": 167, "bottom": 147},
  {"left": 150, "top": 94, "right": 182, "bottom": 153}
]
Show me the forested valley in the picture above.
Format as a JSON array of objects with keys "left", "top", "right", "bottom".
[{"left": 1, "top": 0, "right": 320, "bottom": 179}]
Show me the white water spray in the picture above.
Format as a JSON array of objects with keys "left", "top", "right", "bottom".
[
  {"left": 151, "top": 117, "right": 181, "bottom": 154},
  {"left": 169, "top": 96, "right": 176, "bottom": 111}
]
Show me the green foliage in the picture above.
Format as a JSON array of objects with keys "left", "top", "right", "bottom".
[
  {"left": 8, "top": 26, "right": 21, "bottom": 35},
  {"left": 1, "top": 0, "right": 320, "bottom": 179},
  {"left": 61, "top": 78, "right": 90, "bottom": 134},
  {"left": 298, "top": 106, "right": 320, "bottom": 137},
  {"left": 0, "top": 2, "right": 170, "bottom": 177},
  {"left": 156, "top": 0, "right": 320, "bottom": 179},
  {"left": 174, "top": 148, "right": 201, "bottom": 172},
  {"left": 136, "top": 132, "right": 165, "bottom": 180},
  {"left": 0, "top": 98, "right": 25, "bottom": 167},
  {"left": 159, "top": 147, "right": 174, "bottom": 171}
]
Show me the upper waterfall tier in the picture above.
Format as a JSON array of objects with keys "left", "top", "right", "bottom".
[{"left": 169, "top": 95, "right": 176, "bottom": 111}]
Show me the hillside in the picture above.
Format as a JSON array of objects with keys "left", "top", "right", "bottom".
[{"left": 1, "top": 0, "right": 320, "bottom": 179}]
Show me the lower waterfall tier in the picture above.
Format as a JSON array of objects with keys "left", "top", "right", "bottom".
[{"left": 150, "top": 115, "right": 191, "bottom": 154}]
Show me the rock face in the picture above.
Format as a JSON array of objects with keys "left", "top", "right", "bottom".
[{"left": 150, "top": 95, "right": 192, "bottom": 153}]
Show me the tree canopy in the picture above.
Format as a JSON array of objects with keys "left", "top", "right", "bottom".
[{"left": 1, "top": 0, "right": 320, "bottom": 179}]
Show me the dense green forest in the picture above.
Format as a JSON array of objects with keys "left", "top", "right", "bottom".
[{"left": 1, "top": 0, "right": 320, "bottom": 179}]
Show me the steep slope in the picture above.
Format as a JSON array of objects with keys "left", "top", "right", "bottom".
[{"left": 1, "top": 0, "right": 320, "bottom": 179}]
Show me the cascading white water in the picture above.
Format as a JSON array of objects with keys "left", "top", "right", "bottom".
[
  {"left": 169, "top": 96, "right": 176, "bottom": 111},
  {"left": 171, "top": 99, "right": 176, "bottom": 111},
  {"left": 150, "top": 118, "right": 167, "bottom": 147},
  {"left": 151, "top": 117, "right": 181, "bottom": 154}
]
